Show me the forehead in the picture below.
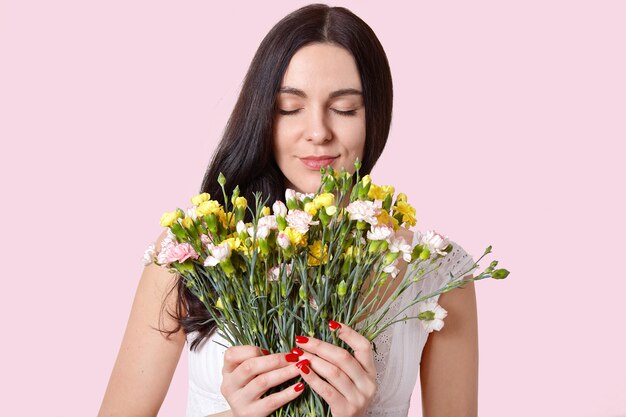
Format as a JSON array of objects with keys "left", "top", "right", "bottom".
[{"left": 280, "top": 43, "right": 362, "bottom": 92}]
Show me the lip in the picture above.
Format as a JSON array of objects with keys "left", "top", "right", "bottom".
[{"left": 299, "top": 155, "right": 338, "bottom": 170}]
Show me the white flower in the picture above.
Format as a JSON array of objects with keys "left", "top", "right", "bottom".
[
  {"left": 248, "top": 224, "right": 270, "bottom": 239},
  {"left": 383, "top": 258, "right": 400, "bottom": 278},
  {"left": 295, "top": 191, "right": 315, "bottom": 202},
  {"left": 272, "top": 201, "right": 287, "bottom": 217},
  {"left": 236, "top": 220, "right": 247, "bottom": 234},
  {"left": 286, "top": 209, "right": 319, "bottom": 234},
  {"left": 142, "top": 242, "right": 156, "bottom": 266},
  {"left": 186, "top": 206, "right": 197, "bottom": 220},
  {"left": 418, "top": 230, "right": 450, "bottom": 256},
  {"left": 285, "top": 188, "right": 297, "bottom": 203},
  {"left": 203, "top": 242, "right": 231, "bottom": 267},
  {"left": 388, "top": 236, "right": 413, "bottom": 262},
  {"left": 277, "top": 232, "right": 291, "bottom": 249},
  {"left": 258, "top": 215, "right": 278, "bottom": 230},
  {"left": 367, "top": 225, "right": 394, "bottom": 241},
  {"left": 417, "top": 300, "right": 448, "bottom": 333},
  {"left": 345, "top": 200, "right": 382, "bottom": 225}
]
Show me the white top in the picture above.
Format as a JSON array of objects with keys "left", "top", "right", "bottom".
[{"left": 185, "top": 233, "right": 475, "bottom": 417}]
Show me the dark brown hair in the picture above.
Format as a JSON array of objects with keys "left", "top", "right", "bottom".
[{"left": 162, "top": 3, "right": 393, "bottom": 350}]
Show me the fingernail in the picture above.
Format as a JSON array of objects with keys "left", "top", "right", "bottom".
[
  {"left": 291, "top": 347, "right": 304, "bottom": 356},
  {"left": 296, "top": 359, "right": 311, "bottom": 368},
  {"left": 296, "top": 358, "right": 310, "bottom": 372},
  {"left": 285, "top": 353, "right": 299, "bottom": 362},
  {"left": 261, "top": 349, "right": 270, "bottom": 355},
  {"left": 295, "top": 335, "right": 309, "bottom": 344},
  {"left": 328, "top": 320, "right": 342, "bottom": 331},
  {"left": 294, "top": 382, "right": 305, "bottom": 392}
]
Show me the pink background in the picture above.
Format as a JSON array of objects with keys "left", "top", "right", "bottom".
[{"left": 1, "top": 1, "right": 625, "bottom": 416}]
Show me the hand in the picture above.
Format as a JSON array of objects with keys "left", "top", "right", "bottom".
[
  {"left": 294, "top": 321, "right": 377, "bottom": 417},
  {"left": 221, "top": 345, "right": 305, "bottom": 417}
]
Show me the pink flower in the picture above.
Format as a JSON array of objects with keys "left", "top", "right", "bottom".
[
  {"left": 166, "top": 243, "right": 199, "bottom": 263},
  {"left": 417, "top": 230, "right": 450, "bottom": 256},
  {"left": 277, "top": 232, "right": 291, "bottom": 249},
  {"left": 286, "top": 209, "right": 319, "bottom": 234},
  {"left": 345, "top": 200, "right": 382, "bottom": 225},
  {"left": 200, "top": 233, "right": 214, "bottom": 246}
]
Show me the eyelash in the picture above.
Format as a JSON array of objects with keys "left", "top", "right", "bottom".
[{"left": 278, "top": 109, "right": 357, "bottom": 117}]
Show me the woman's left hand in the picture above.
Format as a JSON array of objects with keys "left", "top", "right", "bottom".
[{"left": 293, "top": 321, "right": 377, "bottom": 417}]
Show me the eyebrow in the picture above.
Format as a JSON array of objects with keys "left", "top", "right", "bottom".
[{"left": 278, "top": 86, "right": 363, "bottom": 99}]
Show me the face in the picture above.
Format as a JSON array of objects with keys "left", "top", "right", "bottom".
[{"left": 272, "top": 42, "right": 366, "bottom": 194}]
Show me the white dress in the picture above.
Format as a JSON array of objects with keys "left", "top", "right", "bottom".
[{"left": 185, "top": 233, "right": 475, "bottom": 417}]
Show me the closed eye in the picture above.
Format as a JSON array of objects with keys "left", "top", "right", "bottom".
[
  {"left": 277, "top": 109, "right": 358, "bottom": 116},
  {"left": 332, "top": 109, "right": 357, "bottom": 117}
]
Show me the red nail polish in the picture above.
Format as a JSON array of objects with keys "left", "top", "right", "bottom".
[
  {"left": 295, "top": 335, "right": 309, "bottom": 344},
  {"left": 285, "top": 353, "right": 299, "bottom": 362},
  {"left": 328, "top": 320, "right": 342, "bottom": 331},
  {"left": 296, "top": 359, "right": 311, "bottom": 368},
  {"left": 291, "top": 347, "right": 304, "bottom": 356},
  {"left": 300, "top": 364, "right": 310, "bottom": 374},
  {"left": 294, "top": 382, "right": 305, "bottom": 392},
  {"left": 261, "top": 349, "right": 270, "bottom": 355}
]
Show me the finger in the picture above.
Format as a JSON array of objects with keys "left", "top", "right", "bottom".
[
  {"left": 222, "top": 345, "right": 265, "bottom": 374},
  {"left": 294, "top": 357, "right": 346, "bottom": 409},
  {"left": 239, "top": 359, "right": 302, "bottom": 399},
  {"left": 329, "top": 321, "right": 377, "bottom": 377},
  {"left": 295, "top": 355, "right": 360, "bottom": 400},
  {"left": 256, "top": 381, "right": 306, "bottom": 415},
  {"left": 295, "top": 332, "right": 373, "bottom": 388},
  {"left": 229, "top": 352, "right": 301, "bottom": 388}
]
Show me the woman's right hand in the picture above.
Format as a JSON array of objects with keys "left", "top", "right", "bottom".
[{"left": 220, "top": 345, "right": 305, "bottom": 417}]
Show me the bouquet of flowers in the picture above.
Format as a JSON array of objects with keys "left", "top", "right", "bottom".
[{"left": 145, "top": 160, "right": 509, "bottom": 416}]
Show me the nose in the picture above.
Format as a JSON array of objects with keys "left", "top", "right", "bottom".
[{"left": 305, "top": 108, "right": 332, "bottom": 143}]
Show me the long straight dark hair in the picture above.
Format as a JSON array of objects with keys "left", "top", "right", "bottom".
[{"left": 163, "top": 3, "right": 394, "bottom": 350}]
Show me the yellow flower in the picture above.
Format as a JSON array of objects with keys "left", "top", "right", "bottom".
[
  {"left": 376, "top": 209, "right": 400, "bottom": 229},
  {"left": 308, "top": 240, "right": 329, "bottom": 266},
  {"left": 181, "top": 216, "right": 194, "bottom": 230},
  {"left": 313, "top": 193, "right": 335, "bottom": 208},
  {"left": 215, "top": 209, "right": 232, "bottom": 229},
  {"left": 284, "top": 227, "right": 307, "bottom": 247},
  {"left": 393, "top": 201, "right": 417, "bottom": 226},
  {"left": 233, "top": 196, "right": 247, "bottom": 209},
  {"left": 191, "top": 192, "right": 211, "bottom": 206},
  {"left": 159, "top": 211, "right": 180, "bottom": 227},
  {"left": 304, "top": 201, "right": 318, "bottom": 216},
  {"left": 261, "top": 206, "right": 271, "bottom": 217},
  {"left": 223, "top": 237, "right": 242, "bottom": 251},
  {"left": 396, "top": 193, "right": 408, "bottom": 203},
  {"left": 368, "top": 184, "right": 395, "bottom": 201},
  {"left": 197, "top": 200, "right": 223, "bottom": 216},
  {"left": 362, "top": 174, "right": 371, "bottom": 187}
]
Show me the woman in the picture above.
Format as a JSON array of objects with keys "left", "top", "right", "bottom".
[{"left": 98, "top": 4, "right": 478, "bottom": 417}]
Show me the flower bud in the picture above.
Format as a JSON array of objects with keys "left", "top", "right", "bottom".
[
  {"left": 417, "top": 310, "right": 435, "bottom": 321},
  {"left": 337, "top": 280, "right": 347, "bottom": 298},
  {"left": 217, "top": 172, "right": 226, "bottom": 186},
  {"left": 492, "top": 268, "right": 509, "bottom": 279}
]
